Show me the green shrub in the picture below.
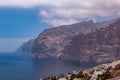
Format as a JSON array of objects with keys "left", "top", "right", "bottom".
[
  {"left": 97, "top": 72, "right": 112, "bottom": 80},
  {"left": 76, "top": 71, "right": 84, "bottom": 78}
]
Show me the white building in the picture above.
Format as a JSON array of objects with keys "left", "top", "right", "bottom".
[{"left": 59, "top": 77, "right": 67, "bottom": 80}]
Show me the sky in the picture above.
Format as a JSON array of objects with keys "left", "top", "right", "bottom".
[{"left": 0, "top": 0, "right": 120, "bottom": 52}]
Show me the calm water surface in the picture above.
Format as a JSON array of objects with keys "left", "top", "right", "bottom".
[{"left": 0, "top": 53, "right": 82, "bottom": 80}]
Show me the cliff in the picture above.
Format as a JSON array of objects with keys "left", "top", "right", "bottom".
[
  {"left": 31, "top": 19, "right": 115, "bottom": 59},
  {"left": 61, "top": 19, "right": 120, "bottom": 63}
]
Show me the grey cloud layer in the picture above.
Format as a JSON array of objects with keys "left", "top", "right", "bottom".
[
  {"left": 0, "top": 0, "right": 120, "bottom": 26},
  {"left": 39, "top": 0, "right": 120, "bottom": 26}
]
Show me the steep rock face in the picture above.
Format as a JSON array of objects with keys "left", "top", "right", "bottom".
[
  {"left": 31, "top": 19, "right": 116, "bottom": 59},
  {"left": 15, "top": 39, "right": 34, "bottom": 55},
  {"left": 61, "top": 19, "right": 120, "bottom": 63}
]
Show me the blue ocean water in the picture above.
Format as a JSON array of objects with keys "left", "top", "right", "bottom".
[{"left": 0, "top": 53, "right": 81, "bottom": 80}]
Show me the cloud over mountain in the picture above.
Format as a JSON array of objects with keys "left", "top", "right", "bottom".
[{"left": 0, "top": 0, "right": 120, "bottom": 26}]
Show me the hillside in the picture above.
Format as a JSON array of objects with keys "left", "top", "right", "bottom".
[
  {"left": 61, "top": 19, "right": 120, "bottom": 63},
  {"left": 30, "top": 19, "right": 116, "bottom": 59}
]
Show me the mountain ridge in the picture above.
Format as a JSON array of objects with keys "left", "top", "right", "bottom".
[
  {"left": 61, "top": 19, "right": 120, "bottom": 63},
  {"left": 30, "top": 18, "right": 118, "bottom": 62}
]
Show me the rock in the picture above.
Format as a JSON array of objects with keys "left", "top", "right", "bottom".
[
  {"left": 31, "top": 19, "right": 116, "bottom": 59},
  {"left": 62, "top": 19, "right": 120, "bottom": 63}
]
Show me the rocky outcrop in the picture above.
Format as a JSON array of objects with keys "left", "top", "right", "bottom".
[{"left": 31, "top": 19, "right": 116, "bottom": 59}]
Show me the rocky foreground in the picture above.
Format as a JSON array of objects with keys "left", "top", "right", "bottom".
[{"left": 40, "top": 60, "right": 120, "bottom": 80}]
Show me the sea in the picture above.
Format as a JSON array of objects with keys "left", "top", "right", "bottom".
[{"left": 0, "top": 53, "right": 83, "bottom": 80}]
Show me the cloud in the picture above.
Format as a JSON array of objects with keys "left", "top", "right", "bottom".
[
  {"left": 0, "top": 0, "right": 41, "bottom": 8},
  {"left": 0, "top": 0, "right": 120, "bottom": 26},
  {"left": 39, "top": 0, "right": 120, "bottom": 26}
]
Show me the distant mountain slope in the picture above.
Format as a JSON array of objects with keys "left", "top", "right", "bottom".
[
  {"left": 15, "top": 39, "right": 34, "bottom": 55},
  {"left": 30, "top": 19, "right": 117, "bottom": 59}
]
